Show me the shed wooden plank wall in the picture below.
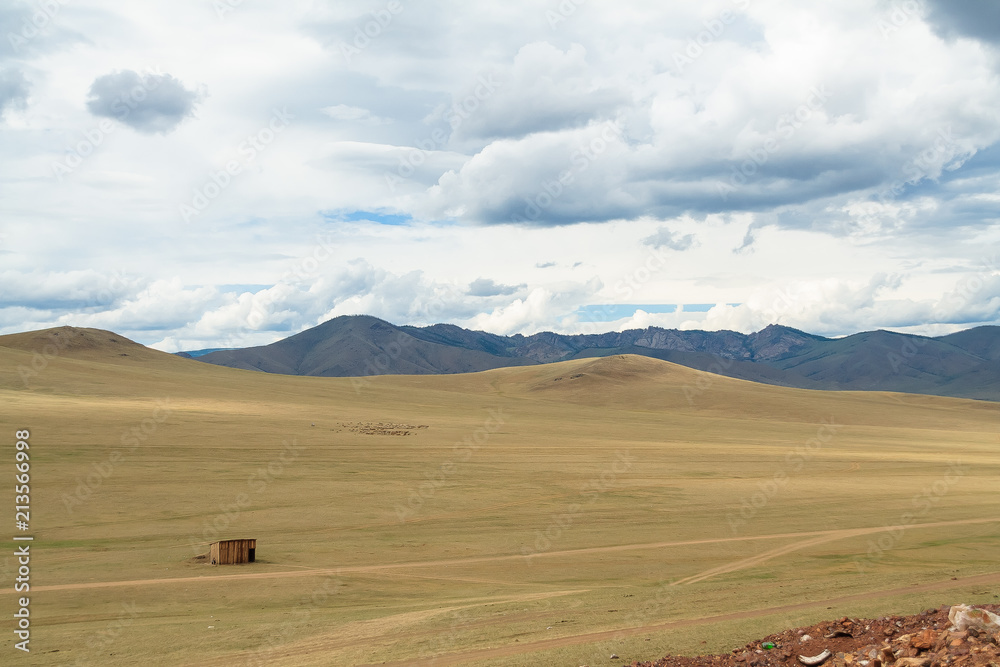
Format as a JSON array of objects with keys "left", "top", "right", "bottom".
[{"left": 210, "top": 539, "right": 256, "bottom": 564}]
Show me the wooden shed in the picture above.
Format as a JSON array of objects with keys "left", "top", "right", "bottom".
[{"left": 209, "top": 538, "right": 256, "bottom": 565}]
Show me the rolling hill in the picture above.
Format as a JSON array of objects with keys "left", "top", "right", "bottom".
[
  {"left": 0, "top": 324, "right": 997, "bottom": 666},
  {"left": 193, "top": 316, "right": 1000, "bottom": 401},
  {"left": 195, "top": 315, "right": 538, "bottom": 376}
]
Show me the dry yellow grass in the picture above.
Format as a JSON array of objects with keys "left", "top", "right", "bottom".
[{"left": 0, "top": 327, "right": 997, "bottom": 665}]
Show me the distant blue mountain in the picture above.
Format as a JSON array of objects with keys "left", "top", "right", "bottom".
[{"left": 191, "top": 315, "right": 1000, "bottom": 402}]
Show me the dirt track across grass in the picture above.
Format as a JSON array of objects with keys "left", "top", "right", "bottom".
[
  {"left": 16, "top": 516, "right": 999, "bottom": 594},
  {"left": 354, "top": 572, "right": 1000, "bottom": 667}
]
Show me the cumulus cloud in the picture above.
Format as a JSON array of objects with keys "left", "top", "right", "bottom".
[
  {"left": 642, "top": 227, "right": 695, "bottom": 251},
  {"left": 923, "top": 0, "right": 1000, "bottom": 45},
  {"left": 467, "top": 278, "right": 523, "bottom": 297},
  {"left": 463, "top": 278, "right": 602, "bottom": 335},
  {"left": 426, "top": 119, "right": 634, "bottom": 225},
  {"left": 86, "top": 69, "right": 203, "bottom": 134},
  {"left": 0, "top": 2, "right": 88, "bottom": 59},
  {"left": 142, "top": 263, "right": 599, "bottom": 349},
  {"left": 412, "top": 2, "right": 1000, "bottom": 231},
  {"left": 673, "top": 273, "right": 966, "bottom": 337},
  {"left": 142, "top": 260, "right": 512, "bottom": 350},
  {"left": 0, "top": 269, "right": 136, "bottom": 309},
  {"left": 0, "top": 68, "right": 29, "bottom": 119},
  {"left": 449, "top": 42, "right": 625, "bottom": 142},
  {"left": 5, "top": 1, "right": 1000, "bottom": 345},
  {"left": 55, "top": 278, "right": 220, "bottom": 332}
]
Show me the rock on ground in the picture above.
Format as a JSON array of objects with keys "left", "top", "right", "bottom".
[{"left": 627, "top": 604, "right": 1000, "bottom": 667}]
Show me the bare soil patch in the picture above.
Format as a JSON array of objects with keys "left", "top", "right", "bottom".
[
  {"left": 334, "top": 421, "right": 429, "bottom": 436},
  {"left": 631, "top": 604, "right": 1000, "bottom": 667}
]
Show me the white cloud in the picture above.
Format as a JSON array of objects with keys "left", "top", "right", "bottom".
[
  {"left": 0, "top": 68, "right": 29, "bottom": 120},
  {"left": 86, "top": 69, "right": 204, "bottom": 134},
  {"left": 448, "top": 42, "right": 625, "bottom": 142},
  {"left": 55, "top": 278, "right": 220, "bottom": 332},
  {"left": 672, "top": 271, "right": 1000, "bottom": 337},
  {"left": 2, "top": 0, "right": 1000, "bottom": 345},
  {"left": 642, "top": 227, "right": 696, "bottom": 251},
  {"left": 467, "top": 278, "right": 523, "bottom": 297},
  {"left": 461, "top": 278, "right": 604, "bottom": 335}
]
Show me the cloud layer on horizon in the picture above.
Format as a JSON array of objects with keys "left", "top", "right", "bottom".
[{"left": 1, "top": 0, "right": 999, "bottom": 349}]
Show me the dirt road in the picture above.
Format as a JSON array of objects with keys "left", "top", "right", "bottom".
[
  {"left": 17, "top": 516, "right": 999, "bottom": 594},
  {"left": 356, "top": 571, "right": 1000, "bottom": 667}
]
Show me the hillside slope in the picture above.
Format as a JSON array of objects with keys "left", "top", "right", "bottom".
[
  {"left": 0, "top": 328, "right": 997, "bottom": 666},
  {"left": 191, "top": 316, "right": 1000, "bottom": 401},
  {"left": 199, "top": 315, "right": 538, "bottom": 376}
]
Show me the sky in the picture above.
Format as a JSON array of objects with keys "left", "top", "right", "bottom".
[{"left": 1, "top": 0, "right": 999, "bottom": 352}]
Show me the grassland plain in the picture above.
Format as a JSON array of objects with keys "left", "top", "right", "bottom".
[{"left": 0, "top": 327, "right": 997, "bottom": 666}]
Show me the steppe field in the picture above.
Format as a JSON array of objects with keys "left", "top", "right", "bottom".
[{"left": 1, "top": 328, "right": 998, "bottom": 666}]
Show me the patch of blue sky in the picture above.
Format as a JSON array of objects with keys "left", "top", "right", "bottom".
[
  {"left": 217, "top": 284, "right": 272, "bottom": 294},
  {"left": 575, "top": 304, "right": 741, "bottom": 320},
  {"left": 330, "top": 210, "right": 413, "bottom": 226},
  {"left": 575, "top": 304, "right": 679, "bottom": 320}
]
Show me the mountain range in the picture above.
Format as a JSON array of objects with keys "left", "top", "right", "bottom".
[{"left": 188, "top": 315, "right": 1000, "bottom": 402}]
